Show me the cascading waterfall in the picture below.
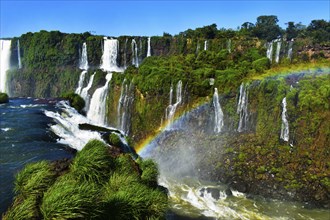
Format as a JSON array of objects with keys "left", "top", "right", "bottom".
[
  {"left": 87, "top": 73, "right": 112, "bottom": 126},
  {"left": 117, "top": 80, "right": 134, "bottom": 134},
  {"left": 275, "top": 39, "right": 281, "bottom": 63},
  {"left": 237, "top": 83, "right": 249, "bottom": 132},
  {"left": 204, "top": 40, "right": 208, "bottom": 50},
  {"left": 75, "top": 42, "right": 89, "bottom": 95},
  {"left": 227, "top": 39, "right": 231, "bottom": 53},
  {"left": 196, "top": 41, "right": 200, "bottom": 54},
  {"left": 280, "top": 97, "right": 289, "bottom": 142},
  {"left": 131, "top": 39, "right": 139, "bottom": 67},
  {"left": 266, "top": 41, "right": 274, "bottom": 62},
  {"left": 17, "top": 40, "right": 22, "bottom": 69},
  {"left": 100, "top": 38, "right": 122, "bottom": 72},
  {"left": 213, "top": 88, "right": 224, "bottom": 133},
  {"left": 80, "top": 72, "right": 96, "bottom": 111},
  {"left": 287, "top": 40, "right": 294, "bottom": 60},
  {"left": 124, "top": 38, "right": 128, "bottom": 68},
  {"left": 147, "top": 37, "right": 151, "bottom": 57},
  {"left": 166, "top": 80, "right": 182, "bottom": 129},
  {"left": 117, "top": 79, "right": 126, "bottom": 125},
  {"left": 79, "top": 42, "right": 88, "bottom": 70},
  {"left": 0, "top": 40, "right": 12, "bottom": 93},
  {"left": 139, "top": 39, "right": 143, "bottom": 64},
  {"left": 75, "top": 71, "right": 87, "bottom": 95}
]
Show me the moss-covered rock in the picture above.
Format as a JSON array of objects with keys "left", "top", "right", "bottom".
[
  {"left": 0, "top": 93, "right": 9, "bottom": 103},
  {"left": 61, "top": 92, "right": 85, "bottom": 113}
]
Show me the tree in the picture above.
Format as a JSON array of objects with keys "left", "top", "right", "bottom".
[
  {"left": 196, "top": 24, "right": 218, "bottom": 39},
  {"left": 286, "top": 22, "right": 298, "bottom": 40},
  {"left": 253, "top": 15, "right": 282, "bottom": 41},
  {"left": 307, "top": 20, "right": 330, "bottom": 43}
]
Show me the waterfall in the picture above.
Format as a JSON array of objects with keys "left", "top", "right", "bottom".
[
  {"left": 124, "top": 38, "right": 128, "bottom": 68},
  {"left": 227, "top": 39, "right": 231, "bottom": 53},
  {"left": 275, "top": 39, "right": 281, "bottom": 63},
  {"left": 100, "top": 38, "right": 122, "bottom": 72},
  {"left": 266, "top": 41, "right": 274, "bottom": 62},
  {"left": 166, "top": 80, "right": 182, "bottom": 129},
  {"left": 117, "top": 79, "right": 126, "bottom": 125},
  {"left": 213, "top": 88, "right": 224, "bottom": 133},
  {"left": 204, "top": 40, "right": 208, "bottom": 50},
  {"left": 117, "top": 79, "right": 134, "bottom": 134},
  {"left": 80, "top": 72, "right": 96, "bottom": 112},
  {"left": 147, "top": 37, "right": 151, "bottom": 57},
  {"left": 17, "top": 40, "right": 22, "bottom": 69},
  {"left": 75, "top": 43, "right": 89, "bottom": 95},
  {"left": 287, "top": 40, "right": 294, "bottom": 60},
  {"left": 87, "top": 73, "right": 112, "bottom": 126},
  {"left": 75, "top": 70, "right": 87, "bottom": 95},
  {"left": 196, "top": 41, "right": 200, "bottom": 54},
  {"left": 280, "top": 97, "right": 289, "bottom": 142},
  {"left": 0, "top": 40, "right": 12, "bottom": 93},
  {"left": 237, "top": 83, "right": 249, "bottom": 132},
  {"left": 131, "top": 39, "right": 139, "bottom": 67},
  {"left": 139, "top": 39, "right": 143, "bottom": 63},
  {"left": 79, "top": 42, "right": 88, "bottom": 70}
]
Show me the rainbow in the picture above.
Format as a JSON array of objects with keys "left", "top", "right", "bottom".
[
  {"left": 135, "top": 101, "right": 210, "bottom": 156},
  {"left": 134, "top": 66, "right": 330, "bottom": 156},
  {"left": 135, "top": 112, "right": 185, "bottom": 156}
]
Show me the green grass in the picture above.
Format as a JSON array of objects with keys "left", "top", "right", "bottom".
[
  {"left": 138, "top": 158, "right": 160, "bottom": 187},
  {"left": 103, "top": 181, "right": 168, "bottom": 220},
  {"left": 14, "top": 160, "right": 56, "bottom": 198},
  {"left": 40, "top": 175, "right": 102, "bottom": 219},
  {"left": 2, "top": 196, "right": 39, "bottom": 220},
  {"left": 70, "top": 139, "right": 114, "bottom": 183},
  {"left": 4, "top": 139, "right": 169, "bottom": 219}
]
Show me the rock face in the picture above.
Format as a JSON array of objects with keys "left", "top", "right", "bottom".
[{"left": 122, "top": 70, "right": 330, "bottom": 208}]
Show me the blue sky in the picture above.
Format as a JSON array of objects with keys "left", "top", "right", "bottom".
[{"left": 1, "top": 0, "right": 329, "bottom": 38}]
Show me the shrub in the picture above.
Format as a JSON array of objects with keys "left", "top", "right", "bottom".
[{"left": 252, "top": 57, "right": 270, "bottom": 73}]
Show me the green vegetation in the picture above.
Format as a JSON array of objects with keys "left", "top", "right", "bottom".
[
  {"left": 0, "top": 92, "right": 9, "bottom": 103},
  {"left": 61, "top": 92, "right": 85, "bottom": 113},
  {"left": 3, "top": 140, "right": 168, "bottom": 219},
  {"left": 108, "top": 133, "right": 121, "bottom": 147}
]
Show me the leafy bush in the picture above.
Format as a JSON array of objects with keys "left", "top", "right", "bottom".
[{"left": 252, "top": 57, "right": 270, "bottom": 73}]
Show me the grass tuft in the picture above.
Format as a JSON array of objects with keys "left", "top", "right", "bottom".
[
  {"left": 2, "top": 196, "right": 39, "bottom": 220},
  {"left": 70, "top": 139, "right": 114, "bottom": 183},
  {"left": 40, "top": 175, "right": 101, "bottom": 219},
  {"left": 14, "top": 160, "right": 56, "bottom": 198}
]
